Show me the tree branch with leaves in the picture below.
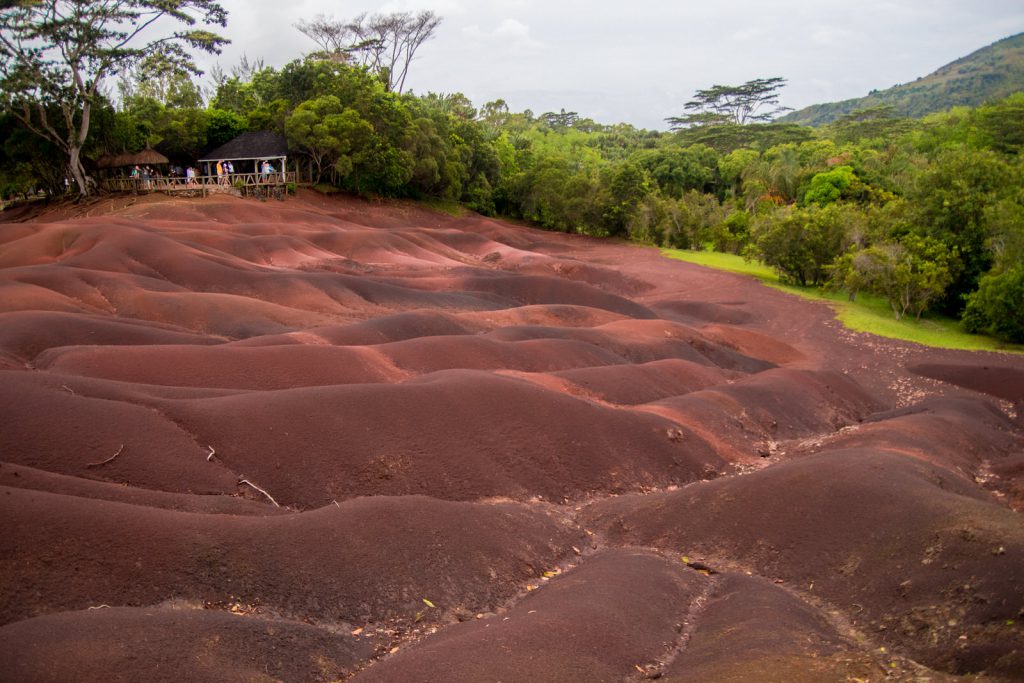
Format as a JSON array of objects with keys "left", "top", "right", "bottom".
[
  {"left": 294, "top": 10, "right": 441, "bottom": 94},
  {"left": 0, "top": 0, "right": 228, "bottom": 196}
]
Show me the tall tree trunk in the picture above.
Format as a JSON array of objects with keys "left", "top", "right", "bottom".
[
  {"left": 64, "top": 99, "right": 93, "bottom": 197},
  {"left": 68, "top": 144, "right": 89, "bottom": 197}
]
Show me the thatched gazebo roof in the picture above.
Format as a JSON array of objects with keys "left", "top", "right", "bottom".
[{"left": 97, "top": 149, "right": 170, "bottom": 168}]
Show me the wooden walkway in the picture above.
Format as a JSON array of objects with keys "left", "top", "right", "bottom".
[{"left": 99, "top": 172, "right": 297, "bottom": 197}]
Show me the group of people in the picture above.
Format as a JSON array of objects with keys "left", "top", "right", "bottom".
[
  {"left": 215, "top": 160, "right": 234, "bottom": 184},
  {"left": 129, "top": 165, "right": 200, "bottom": 188},
  {"left": 125, "top": 160, "right": 284, "bottom": 189},
  {"left": 129, "top": 165, "right": 158, "bottom": 189}
]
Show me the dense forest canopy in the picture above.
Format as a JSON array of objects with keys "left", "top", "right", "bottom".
[{"left": 2, "top": 6, "right": 1023, "bottom": 341}]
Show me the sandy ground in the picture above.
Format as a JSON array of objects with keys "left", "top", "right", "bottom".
[{"left": 1, "top": 190, "right": 1022, "bottom": 682}]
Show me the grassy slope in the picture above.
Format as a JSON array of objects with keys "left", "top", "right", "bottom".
[
  {"left": 661, "top": 248, "right": 1024, "bottom": 354},
  {"left": 781, "top": 32, "right": 1024, "bottom": 126}
]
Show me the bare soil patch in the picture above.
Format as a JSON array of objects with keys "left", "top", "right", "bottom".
[{"left": 2, "top": 191, "right": 1022, "bottom": 679}]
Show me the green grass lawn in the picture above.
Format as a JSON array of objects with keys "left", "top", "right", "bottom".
[{"left": 661, "top": 247, "right": 1024, "bottom": 354}]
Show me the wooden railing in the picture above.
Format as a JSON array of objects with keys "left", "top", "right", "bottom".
[{"left": 99, "top": 172, "right": 296, "bottom": 194}]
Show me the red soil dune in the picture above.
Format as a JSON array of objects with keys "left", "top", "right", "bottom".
[{"left": 2, "top": 191, "right": 1023, "bottom": 681}]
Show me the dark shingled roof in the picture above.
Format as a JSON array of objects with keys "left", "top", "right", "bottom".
[{"left": 199, "top": 131, "right": 288, "bottom": 162}]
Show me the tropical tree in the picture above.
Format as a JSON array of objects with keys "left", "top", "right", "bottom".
[
  {"left": 0, "top": 0, "right": 228, "bottom": 196},
  {"left": 752, "top": 204, "right": 858, "bottom": 286},
  {"left": 666, "top": 77, "right": 790, "bottom": 129},
  {"left": 963, "top": 264, "right": 1024, "bottom": 342},
  {"left": 804, "top": 165, "right": 857, "bottom": 206},
  {"left": 833, "top": 236, "right": 954, "bottom": 320},
  {"left": 285, "top": 95, "right": 373, "bottom": 184},
  {"left": 910, "top": 145, "right": 1012, "bottom": 312}
]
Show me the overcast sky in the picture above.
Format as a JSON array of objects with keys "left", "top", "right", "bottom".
[{"left": 199, "top": 0, "right": 1024, "bottom": 130}]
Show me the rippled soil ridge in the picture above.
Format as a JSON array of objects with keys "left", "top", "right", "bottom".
[{"left": 2, "top": 192, "right": 1023, "bottom": 682}]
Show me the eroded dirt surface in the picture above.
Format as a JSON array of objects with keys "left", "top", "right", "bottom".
[{"left": 1, "top": 191, "right": 1022, "bottom": 682}]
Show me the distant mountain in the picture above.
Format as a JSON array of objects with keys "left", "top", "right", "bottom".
[{"left": 780, "top": 32, "right": 1024, "bottom": 127}]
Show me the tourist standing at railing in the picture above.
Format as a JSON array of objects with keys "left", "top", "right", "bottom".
[
  {"left": 216, "top": 160, "right": 226, "bottom": 185},
  {"left": 186, "top": 166, "right": 195, "bottom": 186}
]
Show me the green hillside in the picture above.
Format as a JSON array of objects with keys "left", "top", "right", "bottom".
[{"left": 781, "top": 32, "right": 1024, "bottom": 126}]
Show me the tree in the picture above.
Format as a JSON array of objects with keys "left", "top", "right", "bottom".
[
  {"left": 827, "top": 105, "right": 913, "bottom": 145},
  {"left": 0, "top": 1, "right": 228, "bottom": 196},
  {"left": 911, "top": 145, "right": 1012, "bottom": 313},
  {"left": 712, "top": 209, "right": 751, "bottom": 253},
  {"left": 804, "top": 165, "right": 856, "bottom": 206},
  {"left": 962, "top": 264, "right": 1024, "bottom": 343},
  {"left": 285, "top": 95, "right": 373, "bottom": 184},
  {"left": 420, "top": 92, "right": 476, "bottom": 120},
  {"left": 478, "top": 99, "right": 510, "bottom": 131},
  {"left": 630, "top": 145, "right": 719, "bottom": 198},
  {"left": 666, "top": 77, "right": 791, "bottom": 129},
  {"left": 295, "top": 11, "right": 441, "bottom": 94},
  {"left": 540, "top": 109, "right": 579, "bottom": 129},
  {"left": 972, "top": 93, "right": 1024, "bottom": 155},
  {"left": 117, "top": 53, "right": 204, "bottom": 109},
  {"left": 673, "top": 122, "right": 812, "bottom": 155},
  {"left": 752, "top": 204, "right": 857, "bottom": 286},
  {"left": 842, "top": 237, "right": 954, "bottom": 320},
  {"left": 294, "top": 13, "right": 357, "bottom": 56},
  {"left": 204, "top": 108, "right": 246, "bottom": 149}
]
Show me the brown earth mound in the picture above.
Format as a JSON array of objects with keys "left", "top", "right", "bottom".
[
  {"left": 0, "top": 606, "right": 374, "bottom": 683},
  {"left": 1, "top": 489, "right": 583, "bottom": 627},
  {"left": 661, "top": 573, "right": 887, "bottom": 681},
  {"left": 910, "top": 361, "right": 1024, "bottom": 404},
  {"left": 582, "top": 443, "right": 1024, "bottom": 675},
  {"left": 353, "top": 549, "right": 705, "bottom": 682},
  {"left": 2, "top": 191, "right": 1023, "bottom": 680}
]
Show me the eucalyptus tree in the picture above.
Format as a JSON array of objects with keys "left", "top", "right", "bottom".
[
  {"left": 0, "top": 0, "right": 228, "bottom": 196},
  {"left": 294, "top": 11, "right": 441, "bottom": 94}
]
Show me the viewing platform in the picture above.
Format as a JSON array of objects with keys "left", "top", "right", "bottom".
[{"left": 99, "top": 172, "right": 298, "bottom": 198}]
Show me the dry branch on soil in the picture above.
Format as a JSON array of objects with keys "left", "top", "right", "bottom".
[
  {"left": 86, "top": 444, "right": 124, "bottom": 468},
  {"left": 239, "top": 478, "right": 281, "bottom": 507}
]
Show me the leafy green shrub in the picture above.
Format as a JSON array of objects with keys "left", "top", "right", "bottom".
[
  {"left": 712, "top": 209, "right": 750, "bottom": 253},
  {"left": 962, "top": 265, "right": 1024, "bottom": 342},
  {"left": 804, "top": 165, "right": 854, "bottom": 206},
  {"left": 751, "top": 204, "right": 855, "bottom": 286}
]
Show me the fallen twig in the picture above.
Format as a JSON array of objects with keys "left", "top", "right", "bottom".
[
  {"left": 239, "top": 478, "right": 280, "bottom": 507},
  {"left": 86, "top": 444, "right": 124, "bottom": 468},
  {"left": 87, "top": 604, "right": 111, "bottom": 610},
  {"left": 61, "top": 384, "right": 75, "bottom": 395},
  {"left": 206, "top": 445, "right": 216, "bottom": 462}
]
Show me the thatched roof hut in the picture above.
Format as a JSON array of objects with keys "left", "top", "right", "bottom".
[{"left": 97, "top": 149, "right": 170, "bottom": 169}]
